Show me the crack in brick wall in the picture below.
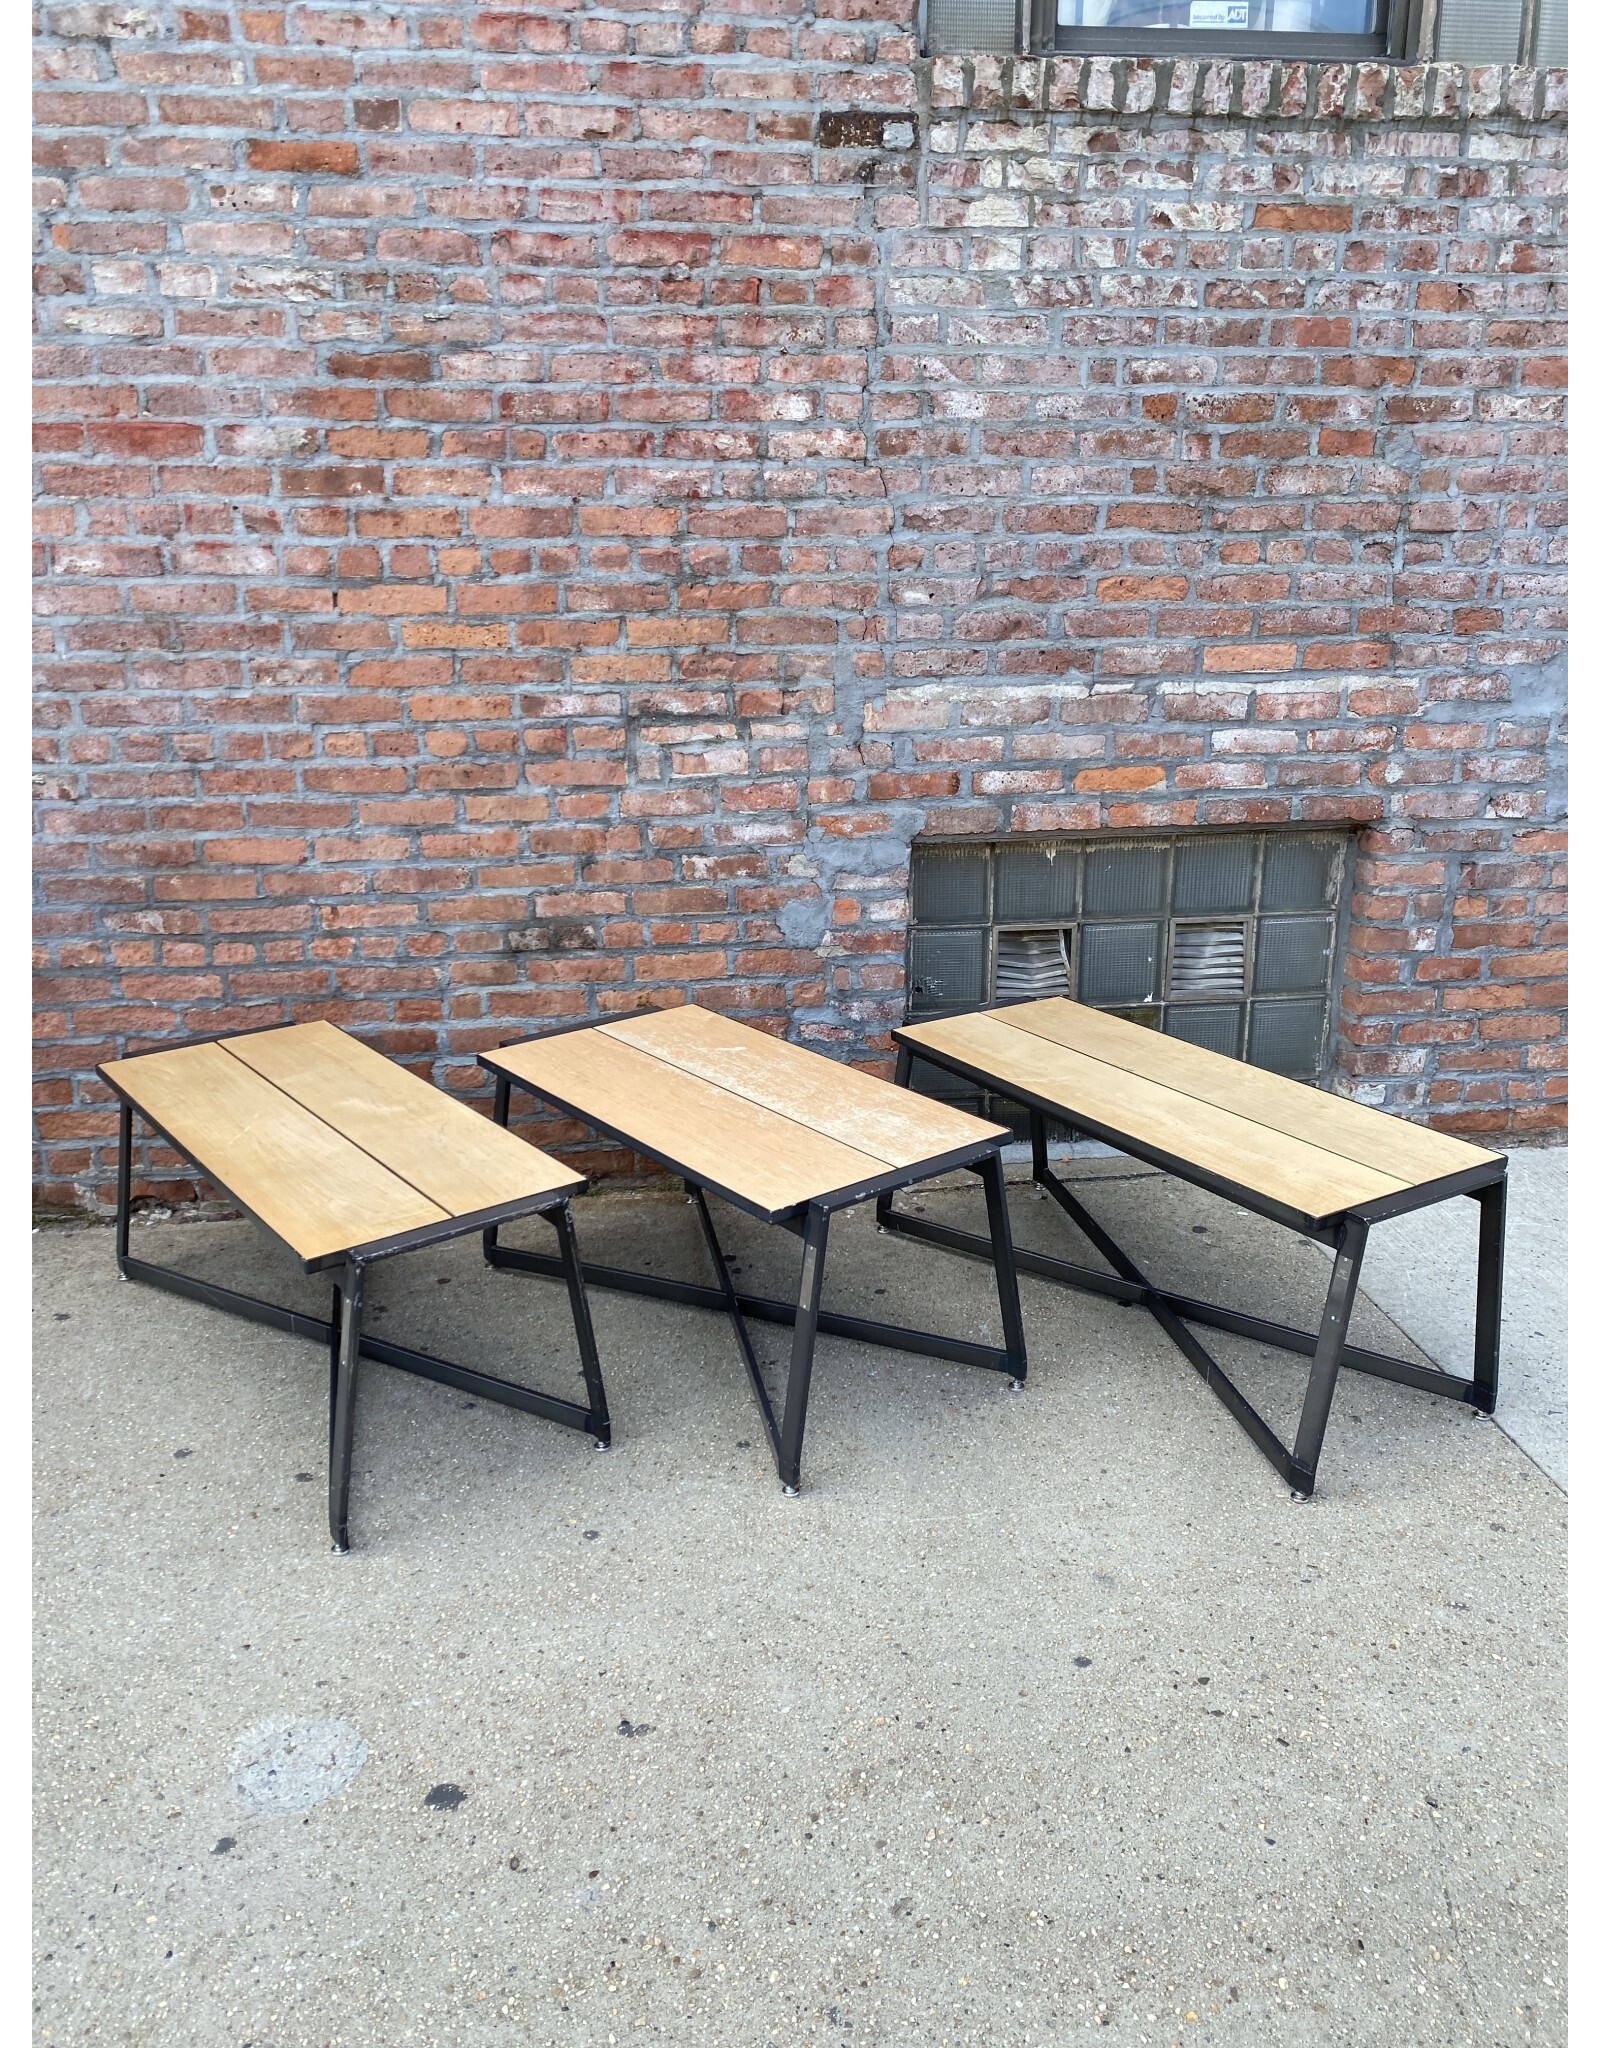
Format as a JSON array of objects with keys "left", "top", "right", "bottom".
[{"left": 33, "top": 5, "right": 1567, "bottom": 1211}]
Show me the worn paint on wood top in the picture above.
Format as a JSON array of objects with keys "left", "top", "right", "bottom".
[{"left": 490, "top": 1007, "right": 1005, "bottom": 1218}]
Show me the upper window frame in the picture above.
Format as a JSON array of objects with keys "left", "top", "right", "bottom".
[{"left": 1044, "top": 1, "right": 1397, "bottom": 60}]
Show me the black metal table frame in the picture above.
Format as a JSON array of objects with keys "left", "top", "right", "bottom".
[
  {"left": 99, "top": 1025, "right": 612, "bottom": 1551},
  {"left": 478, "top": 1014, "right": 1029, "bottom": 1493},
  {"left": 875, "top": 1039, "right": 1507, "bottom": 1498}
]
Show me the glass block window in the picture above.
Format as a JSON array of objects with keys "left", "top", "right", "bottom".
[{"left": 904, "top": 830, "right": 1350, "bottom": 1131}]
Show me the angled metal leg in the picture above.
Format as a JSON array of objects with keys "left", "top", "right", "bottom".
[
  {"left": 328, "top": 1281, "right": 342, "bottom": 1471},
  {"left": 1029, "top": 1108, "right": 1050, "bottom": 1187},
  {"left": 687, "top": 1186, "right": 828, "bottom": 1492},
  {"left": 687, "top": 1182, "right": 782, "bottom": 1456},
  {"left": 1288, "top": 1217, "right": 1368, "bottom": 1495},
  {"left": 328, "top": 1259, "right": 363, "bottom": 1552},
  {"left": 876, "top": 1118, "right": 1497, "bottom": 1494},
  {"left": 976, "top": 1153, "right": 1028, "bottom": 1387},
  {"left": 484, "top": 1064, "right": 1026, "bottom": 1490},
  {"left": 778, "top": 1206, "right": 830, "bottom": 1494},
  {"left": 483, "top": 1072, "right": 513, "bottom": 1264},
  {"left": 873, "top": 1053, "right": 1025, "bottom": 1387},
  {"left": 549, "top": 1198, "right": 611, "bottom": 1446},
  {"left": 874, "top": 1050, "right": 915, "bottom": 1232},
  {"left": 115, "top": 1100, "right": 133, "bottom": 1270},
  {"left": 1470, "top": 1175, "right": 1506, "bottom": 1413}
]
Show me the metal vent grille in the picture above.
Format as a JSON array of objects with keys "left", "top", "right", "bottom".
[
  {"left": 1170, "top": 921, "right": 1247, "bottom": 998},
  {"left": 995, "top": 928, "right": 1071, "bottom": 1002}
]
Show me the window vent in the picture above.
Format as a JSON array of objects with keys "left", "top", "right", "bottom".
[
  {"left": 1170, "top": 921, "right": 1248, "bottom": 999},
  {"left": 995, "top": 928, "right": 1071, "bottom": 1002}
]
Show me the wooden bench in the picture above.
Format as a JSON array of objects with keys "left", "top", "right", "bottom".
[
  {"left": 99, "top": 1021, "right": 611, "bottom": 1550},
  {"left": 479, "top": 1004, "right": 1028, "bottom": 1493},
  {"left": 880, "top": 997, "right": 1507, "bottom": 1497}
]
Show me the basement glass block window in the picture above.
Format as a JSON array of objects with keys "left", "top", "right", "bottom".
[{"left": 905, "top": 830, "right": 1350, "bottom": 1130}]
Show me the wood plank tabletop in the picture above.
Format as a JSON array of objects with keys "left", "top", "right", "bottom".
[
  {"left": 102, "top": 1023, "right": 582, "bottom": 1266},
  {"left": 896, "top": 998, "right": 1500, "bottom": 1225},
  {"left": 101, "top": 1039, "right": 448, "bottom": 1264},
  {"left": 991, "top": 999, "right": 1500, "bottom": 1186},
  {"left": 487, "top": 1007, "right": 1008, "bottom": 1219},
  {"left": 229, "top": 1022, "right": 581, "bottom": 1215},
  {"left": 604, "top": 1004, "right": 1002, "bottom": 1170}
]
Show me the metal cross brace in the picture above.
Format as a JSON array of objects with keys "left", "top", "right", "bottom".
[{"left": 876, "top": 1091, "right": 1505, "bottom": 1498}]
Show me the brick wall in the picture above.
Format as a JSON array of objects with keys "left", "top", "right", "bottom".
[{"left": 33, "top": 4, "right": 1567, "bottom": 1211}]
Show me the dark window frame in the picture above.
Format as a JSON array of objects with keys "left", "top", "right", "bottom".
[
  {"left": 925, "top": 0, "right": 1559, "bottom": 62},
  {"left": 1041, "top": 0, "right": 1400, "bottom": 60}
]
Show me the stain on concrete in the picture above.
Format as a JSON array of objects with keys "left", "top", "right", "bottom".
[{"left": 229, "top": 1717, "right": 368, "bottom": 1818}]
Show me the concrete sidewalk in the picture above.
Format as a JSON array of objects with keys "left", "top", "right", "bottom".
[
  {"left": 34, "top": 1161, "right": 1566, "bottom": 2047},
  {"left": 1351, "top": 1148, "right": 1568, "bottom": 1491}
]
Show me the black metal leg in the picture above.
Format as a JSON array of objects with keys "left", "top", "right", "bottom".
[
  {"left": 103, "top": 1093, "right": 610, "bottom": 1550},
  {"left": 874, "top": 1049, "right": 915, "bottom": 1231},
  {"left": 115, "top": 1099, "right": 133, "bottom": 1270},
  {"left": 977, "top": 1154, "right": 1028, "bottom": 1386},
  {"left": 686, "top": 1182, "right": 783, "bottom": 1455},
  {"left": 328, "top": 1259, "right": 363, "bottom": 1552},
  {"left": 777, "top": 1206, "right": 830, "bottom": 1493},
  {"left": 876, "top": 1140, "right": 1497, "bottom": 1494},
  {"left": 549, "top": 1198, "right": 611, "bottom": 1445},
  {"left": 1470, "top": 1176, "right": 1506, "bottom": 1413},
  {"left": 328, "top": 1281, "right": 342, "bottom": 1470},
  {"left": 483, "top": 1072, "right": 513, "bottom": 1263},
  {"left": 1029, "top": 1108, "right": 1050, "bottom": 1187},
  {"left": 481, "top": 1066, "right": 1030, "bottom": 1487},
  {"left": 1288, "top": 1217, "right": 1368, "bottom": 1495}
]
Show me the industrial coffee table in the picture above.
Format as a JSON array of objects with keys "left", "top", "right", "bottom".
[
  {"left": 98, "top": 1020, "right": 612, "bottom": 1549},
  {"left": 880, "top": 997, "right": 1506, "bottom": 1497},
  {"left": 479, "top": 1005, "right": 1028, "bottom": 1492}
]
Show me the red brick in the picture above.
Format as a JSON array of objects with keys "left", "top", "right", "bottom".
[
  {"left": 29, "top": 40, "right": 1569, "bottom": 1206},
  {"left": 1252, "top": 204, "right": 1353, "bottom": 232},
  {"left": 247, "top": 139, "right": 360, "bottom": 174}
]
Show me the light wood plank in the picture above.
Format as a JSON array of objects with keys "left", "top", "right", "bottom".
[
  {"left": 898, "top": 1010, "right": 1409, "bottom": 1224},
  {"left": 102, "top": 1041, "right": 447, "bottom": 1263},
  {"left": 989, "top": 998, "right": 1499, "bottom": 1188},
  {"left": 228, "top": 1021, "right": 581, "bottom": 1216},
  {"left": 489, "top": 1027, "right": 895, "bottom": 1218},
  {"left": 602, "top": 1006, "right": 1005, "bottom": 1169}
]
